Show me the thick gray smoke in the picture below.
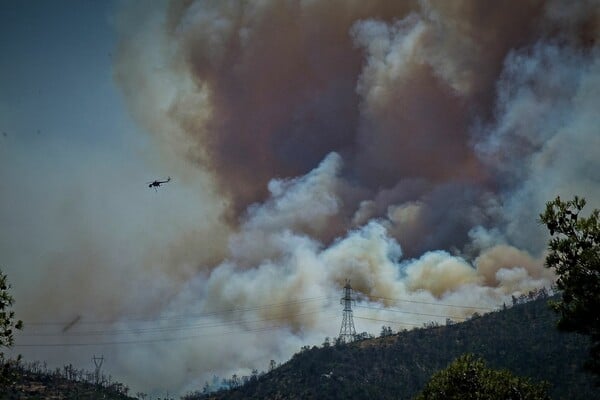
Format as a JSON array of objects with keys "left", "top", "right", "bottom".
[{"left": 8, "top": 0, "right": 599, "bottom": 395}]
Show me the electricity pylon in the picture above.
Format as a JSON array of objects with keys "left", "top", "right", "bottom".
[
  {"left": 92, "top": 355, "right": 104, "bottom": 384},
  {"left": 339, "top": 280, "right": 357, "bottom": 343}
]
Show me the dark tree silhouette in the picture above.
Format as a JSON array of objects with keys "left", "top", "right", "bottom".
[
  {"left": 1, "top": 268, "right": 23, "bottom": 385},
  {"left": 540, "top": 196, "right": 600, "bottom": 377},
  {"left": 415, "top": 354, "right": 550, "bottom": 400}
]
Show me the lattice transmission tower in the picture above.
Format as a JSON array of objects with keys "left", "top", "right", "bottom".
[
  {"left": 92, "top": 355, "right": 104, "bottom": 384},
  {"left": 339, "top": 280, "right": 357, "bottom": 343}
]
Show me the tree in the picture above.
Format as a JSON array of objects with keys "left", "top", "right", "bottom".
[
  {"left": 415, "top": 354, "right": 550, "bottom": 400},
  {"left": 380, "top": 325, "right": 393, "bottom": 337},
  {"left": 540, "top": 196, "right": 600, "bottom": 377},
  {"left": 0, "top": 269, "right": 23, "bottom": 384}
]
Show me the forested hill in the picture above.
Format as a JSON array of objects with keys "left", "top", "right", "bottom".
[
  {"left": 1, "top": 362, "right": 138, "bottom": 400},
  {"left": 199, "top": 296, "right": 596, "bottom": 400}
]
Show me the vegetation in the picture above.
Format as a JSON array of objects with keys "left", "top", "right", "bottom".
[
  {"left": 0, "top": 360, "right": 139, "bottom": 399},
  {"left": 1, "top": 284, "right": 597, "bottom": 400},
  {"left": 415, "top": 354, "right": 550, "bottom": 400},
  {"left": 0, "top": 268, "right": 23, "bottom": 387},
  {"left": 195, "top": 294, "right": 595, "bottom": 400},
  {"left": 540, "top": 196, "right": 600, "bottom": 378},
  {"left": 0, "top": 270, "right": 137, "bottom": 399}
]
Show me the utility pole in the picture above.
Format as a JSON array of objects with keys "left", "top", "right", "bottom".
[
  {"left": 339, "top": 280, "right": 357, "bottom": 343},
  {"left": 92, "top": 355, "right": 104, "bottom": 384}
]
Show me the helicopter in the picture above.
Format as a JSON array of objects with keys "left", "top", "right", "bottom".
[{"left": 147, "top": 177, "right": 171, "bottom": 191}]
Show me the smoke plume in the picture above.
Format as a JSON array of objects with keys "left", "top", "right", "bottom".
[{"left": 7, "top": 0, "right": 600, "bottom": 395}]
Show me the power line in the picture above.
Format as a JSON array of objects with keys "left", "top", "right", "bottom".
[
  {"left": 354, "top": 316, "right": 424, "bottom": 327},
  {"left": 24, "top": 294, "right": 496, "bottom": 329},
  {"left": 14, "top": 310, "right": 341, "bottom": 348},
  {"left": 14, "top": 292, "right": 510, "bottom": 348},
  {"left": 21, "top": 302, "right": 473, "bottom": 339},
  {"left": 20, "top": 309, "right": 328, "bottom": 337},
  {"left": 355, "top": 304, "right": 467, "bottom": 321},
  {"left": 20, "top": 296, "right": 497, "bottom": 340},
  {"left": 14, "top": 302, "right": 555, "bottom": 348},
  {"left": 24, "top": 295, "right": 496, "bottom": 327},
  {"left": 355, "top": 307, "right": 559, "bottom": 330},
  {"left": 14, "top": 324, "right": 295, "bottom": 348},
  {"left": 24, "top": 296, "right": 333, "bottom": 326},
  {"left": 363, "top": 294, "right": 495, "bottom": 311}
]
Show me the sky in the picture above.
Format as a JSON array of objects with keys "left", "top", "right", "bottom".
[{"left": 1, "top": 0, "right": 599, "bottom": 397}]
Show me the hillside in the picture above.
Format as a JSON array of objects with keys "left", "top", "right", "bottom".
[
  {"left": 2, "top": 297, "right": 596, "bottom": 399},
  {"left": 198, "top": 297, "right": 596, "bottom": 400},
  {"left": 0, "top": 362, "right": 138, "bottom": 400}
]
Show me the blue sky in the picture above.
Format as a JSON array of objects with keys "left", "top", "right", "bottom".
[
  {"left": 0, "top": 0, "right": 221, "bottom": 341},
  {"left": 1, "top": 0, "right": 147, "bottom": 281},
  {"left": 0, "top": 4, "right": 225, "bottom": 392},
  {"left": 0, "top": 0, "right": 133, "bottom": 146}
]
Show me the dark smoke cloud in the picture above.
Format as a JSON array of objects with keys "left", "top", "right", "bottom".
[
  {"left": 113, "top": 0, "right": 574, "bottom": 257},
  {"left": 9, "top": 0, "right": 598, "bottom": 396},
  {"left": 159, "top": 1, "right": 416, "bottom": 220}
]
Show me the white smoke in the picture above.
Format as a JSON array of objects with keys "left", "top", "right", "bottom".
[
  {"left": 7, "top": 0, "right": 600, "bottom": 396},
  {"left": 108, "top": 152, "right": 554, "bottom": 393}
]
